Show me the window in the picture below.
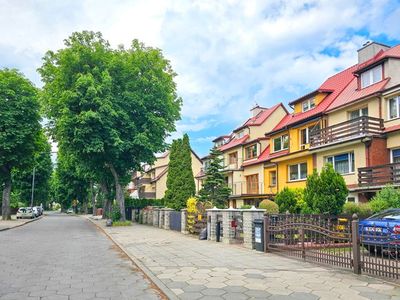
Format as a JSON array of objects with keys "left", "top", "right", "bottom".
[
  {"left": 347, "top": 197, "right": 356, "bottom": 203},
  {"left": 245, "top": 144, "right": 257, "bottom": 160},
  {"left": 392, "top": 149, "right": 400, "bottom": 163},
  {"left": 288, "top": 163, "right": 307, "bottom": 181},
  {"left": 246, "top": 174, "right": 259, "bottom": 194},
  {"left": 326, "top": 152, "right": 355, "bottom": 174},
  {"left": 273, "top": 135, "right": 289, "bottom": 152},
  {"left": 388, "top": 96, "right": 400, "bottom": 120},
  {"left": 348, "top": 107, "right": 368, "bottom": 120},
  {"left": 236, "top": 131, "right": 244, "bottom": 138},
  {"left": 229, "top": 152, "right": 238, "bottom": 164},
  {"left": 300, "top": 126, "right": 316, "bottom": 147},
  {"left": 360, "top": 65, "right": 382, "bottom": 88},
  {"left": 302, "top": 98, "right": 316, "bottom": 112},
  {"left": 269, "top": 171, "right": 277, "bottom": 186}
]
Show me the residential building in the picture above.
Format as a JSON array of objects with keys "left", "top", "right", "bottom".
[
  {"left": 212, "top": 104, "right": 289, "bottom": 208},
  {"left": 128, "top": 150, "right": 203, "bottom": 199}
]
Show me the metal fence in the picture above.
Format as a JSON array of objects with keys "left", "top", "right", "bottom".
[
  {"left": 169, "top": 211, "right": 181, "bottom": 232},
  {"left": 264, "top": 214, "right": 399, "bottom": 282}
]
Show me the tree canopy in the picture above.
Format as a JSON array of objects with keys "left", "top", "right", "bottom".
[
  {"left": 39, "top": 31, "right": 181, "bottom": 220},
  {"left": 198, "top": 147, "right": 231, "bottom": 208},
  {"left": 0, "top": 68, "right": 41, "bottom": 219},
  {"left": 164, "top": 134, "right": 196, "bottom": 210}
]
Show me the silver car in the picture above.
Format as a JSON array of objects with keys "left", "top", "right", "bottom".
[{"left": 16, "top": 207, "right": 35, "bottom": 219}]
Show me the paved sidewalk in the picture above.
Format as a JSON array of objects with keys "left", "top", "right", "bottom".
[
  {"left": 90, "top": 220, "right": 400, "bottom": 300},
  {"left": 0, "top": 215, "right": 41, "bottom": 231}
]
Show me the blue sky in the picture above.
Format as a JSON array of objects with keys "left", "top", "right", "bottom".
[{"left": 1, "top": 0, "right": 400, "bottom": 157}]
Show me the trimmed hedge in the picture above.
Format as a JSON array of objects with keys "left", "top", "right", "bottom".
[{"left": 125, "top": 198, "right": 164, "bottom": 209}]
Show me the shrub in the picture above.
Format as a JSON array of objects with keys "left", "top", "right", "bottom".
[
  {"left": 304, "top": 164, "right": 348, "bottom": 215},
  {"left": 240, "top": 204, "right": 252, "bottom": 209},
  {"left": 343, "top": 202, "right": 372, "bottom": 219},
  {"left": 112, "top": 221, "right": 132, "bottom": 226},
  {"left": 275, "top": 187, "right": 297, "bottom": 213},
  {"left": 371, "top": 185, "right": 400, "bottom": 209},
  {"left": 111, "top": 206, "right": 121, "bottom": 222},
  {"left": 125, "top": 198, "right": 164, "bottom": 209},
  {"left": 259, "top": 199, "right": 279, "bottom": 214},
  {"left": 369, "top": 198, "right": 390, "bottom": 214}
]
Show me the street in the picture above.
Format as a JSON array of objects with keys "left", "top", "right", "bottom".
[{"left": 0, "top": 214, "right": 163, "bottom": 300}]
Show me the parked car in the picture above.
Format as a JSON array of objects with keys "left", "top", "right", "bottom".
[
  {"left": 66, "top": 208, "right": 74, "bottom": 214},
  {"left": 31, "top": 207, "right": 40, "bottom": 218},
  {"left": 16, "top": 207, "right": 35, "bottom": 219},
  {"left": 359, "top": 208, "right": 400, "bottom": 254},
  {"left": 35, "top": 206, "right": 43, "bottom": 216}
]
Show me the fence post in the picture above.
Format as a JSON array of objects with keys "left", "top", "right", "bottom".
[
  {"left": 352, "top": 213, "right": 361, "bottom": 275},
  {"left": 264, "top": 214, "right": 269, "bottom": 252},
  {"left": 300, "top": 224, "right": 305, "bottom": 261}
]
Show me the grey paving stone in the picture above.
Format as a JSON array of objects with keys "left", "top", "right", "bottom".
[
  {"left": 224, "top": 286, "right": 249, "bottom": 293},
  {"left": 359, "top": 292, "right": 391, "bottom": 299},
  {"left": 244, "top": 274, "right": 265, "bottom": 279},
  {"left": 182, "top": 284, "right": 207, "bottom": 292},
  {"left": 289, "top": 292, "right": 319, "bottom": 300},
  {"left": 201, "top": 288, "right": 227, "bottom": 296},
  {"left": 179, "top": 292, "right": 204, "bottom": 299},
  {"left": 245, "top": 290, "right": 272, "bottom": 298},
  {"left": 222, "top": 292, "right": 249, "bottom": 300}
]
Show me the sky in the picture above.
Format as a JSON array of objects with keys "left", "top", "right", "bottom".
[{"left": 1, "top": 0, "right": 400, "bottom": 157}]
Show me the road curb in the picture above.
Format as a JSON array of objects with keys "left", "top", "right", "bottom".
[
  {"left": 0, "top": 215, "right": 43, "bottom": 232},
  {"left": 86, "top": 217, "right": 179, "bottom": 300}
]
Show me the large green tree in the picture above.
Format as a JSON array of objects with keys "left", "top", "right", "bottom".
[
  {"left": 39, "top": 31, "right": 181, "bottom": 221},
  {"left": 199, "top": 147, "right": 231, "bottom": 208},
  {"left": 164, "top": 134, "right": 196, "bottom": 210},
  {"left": 0, "top": 69, "right": 41, "bottom": 220}
]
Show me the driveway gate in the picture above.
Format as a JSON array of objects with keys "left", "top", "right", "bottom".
[{"left": 169, "top": 211, "right": 181, "bottom": 232}]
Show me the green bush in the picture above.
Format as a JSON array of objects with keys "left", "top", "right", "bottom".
[
  {"left": 112, "top": 221, "right": 132, "bottom": 226},
  {"left": 259, "top": 199, "right": 279, "bottom": 213},
  {"left": 111, "top": 206, "right": 121, "bottom": 222},
  {"left": 275, "top": 187, "right": 305, "bottom": 213},
  {"left": 125, "top": 198, "right": 164, "bottom": 209},
  {"left": 240, "top": 204, "right": 252, "bottom": 209},
  {"left": 343, "top": 202, "right": 372, "bottom": 219},
  {"left": 304, "top": 164, "right": 348, "bottom": 215},
  {"left": 371, "top": 185, "right": 400, "bottom": 209},
  {"left": 369, "top": 198, "right": 390, "bottom": 214}
]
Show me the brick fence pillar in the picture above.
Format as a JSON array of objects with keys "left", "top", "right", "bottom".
[
  {"left": 148, "top": 209, "right": 153, "bottom": 225},
  {"left": 159, "top": 209, "right": 165, "bottom": 229},
  {"left": 143, "top": 210, "right": 148, "bottom": 224},
  {"left": 153, "top": 208, "right": 159, "bottom": 227},
  {"left": 132, "top": 209, "right": 137, "bottom": 222},
  {"left": 242, "top": 207, "right": 266, "bottom": 249},
  {"left": 181, "top": 209, "right": 188, "bottom": 234},
  {"left": 222, "top": 208, "right": 237, "bottom": 244},
  {"left": 164, "top": 208, "right": 173, "bottom": 230},
  {"left": 206, "top": 207, "right": 219, "bottom": 241}
]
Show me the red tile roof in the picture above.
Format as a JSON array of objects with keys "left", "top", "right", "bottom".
[
  {"left": 356, "top": 44, "right": 400, "bottom": 73},
  {"left": 326, "top": 78, "right": 390, "bottom": 112},
  {"left": 270, "top": 65, "right": 357, "bottom": 134},
  {"left": 234, "top": 103, "right": 283, "bottom": 132},
  {"left": 385, "top": 124, "right": 400, "bottom": 133},
  {"left": 219, "top": 134, "right": 249, "bottom": 152},
  {"left": 241, "top": 145, "right": 289, "bottom": 166}
]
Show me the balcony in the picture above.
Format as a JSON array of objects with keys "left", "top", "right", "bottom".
[
  {"left": 228, "top": 181, "right": 264, "bottom": 196},
  {"left": 309, "top": 116, "right": 384, "bottom": 149},
  {"left": 358, "top": 162, "right": 400, "bottom": 187},
  {"left": 223, "top": 158, "right": 243, "bottom": 171},
  {"left": 138, "top": 191, "right": 156, "bottom": 199},
  {"left": 134, "top": 177, "right": 151, "bottom": 186}
]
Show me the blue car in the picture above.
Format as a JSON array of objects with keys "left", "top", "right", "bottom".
[{"left": 359, "top": 208, "right": 400, "bottom": 254}]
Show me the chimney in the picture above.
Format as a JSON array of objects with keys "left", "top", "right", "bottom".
[
  {"left": 358, "top": 41, "right": 391, "bottom": 64},
  {"left": 250, "top": 103, "right": 264, "bottom": 117}
]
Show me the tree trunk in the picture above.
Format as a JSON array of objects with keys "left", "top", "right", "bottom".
[
  {"left": 100, "top": 182, "right": 111, "bottom": 219},
  {"left": 90, "top": 181, "right": 96, "bottom": 216},
  {"left": 1, "top": 171, "right": 12, "bottom": 220},
  {"left": 108, "top": 164, "right": 126, "bottom": 221}
]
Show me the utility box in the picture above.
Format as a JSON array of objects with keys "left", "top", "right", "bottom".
[{"left": 253, "top": 219, "right": 264, "bottom": 252}]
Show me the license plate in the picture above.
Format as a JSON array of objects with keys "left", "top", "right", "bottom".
[{"left": 365, "top": 227, "right": 382, "bottom": 232}]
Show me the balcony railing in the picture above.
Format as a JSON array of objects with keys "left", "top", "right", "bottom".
[
  {"left": 138, "top": 191, "right": 156, "bottom": 199},
  {"left": 223, "top": 158, "right": 243, "bottom": 171},
  {"left": 228, "top": 181, "right": 264, "bottom": 196},
  {"left": 134, "top": 177, "right": 151, "bottom": 186},
  {"left": 358, "top": 162, "right": 400, "bottom": 187},
  {"left": 309, "top": 116, "right": 384, "bottom": 148}
]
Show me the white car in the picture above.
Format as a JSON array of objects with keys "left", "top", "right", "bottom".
[
  {"left": 31, "top": 207, "right": 39, "bottom": 218},
  {"left": 16, "top": 207, "right": 35, "bottom": 219}
]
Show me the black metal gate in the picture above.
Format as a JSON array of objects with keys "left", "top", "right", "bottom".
[{"left": 170, "top": 211, "right": 181, "bottom": 232}]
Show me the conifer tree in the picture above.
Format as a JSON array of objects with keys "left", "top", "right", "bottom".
[
  {"left": 164, "top": 134, "right": 196, "bottom": 210},
  {"left": 199, "top": 147, "right": 231, "bottom": 208}
]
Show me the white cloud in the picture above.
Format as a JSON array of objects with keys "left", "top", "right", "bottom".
[{"left": 0, "top": 0, "right": 399, "bottom": 152}]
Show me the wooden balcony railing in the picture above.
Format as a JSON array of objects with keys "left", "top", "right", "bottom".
[
  {"left": 358, "top": 162, "right": 400, "bottom": 187},
  {"left": 228, "top": 181, "right": 264, "bottom": 196},
  {"left": 310, "top": 116, "right": 384, "bottom": 148},
  {"left": 223, "top": 158, "right": 243, "bottom": 171}
]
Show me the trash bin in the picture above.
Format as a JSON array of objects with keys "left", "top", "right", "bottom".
[{"left": 253, "top": 219, "right": 264, "bottom": 252}]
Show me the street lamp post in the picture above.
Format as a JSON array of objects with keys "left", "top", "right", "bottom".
[{"left": 30, "top": 166, "right": 36, "bottom": 207}]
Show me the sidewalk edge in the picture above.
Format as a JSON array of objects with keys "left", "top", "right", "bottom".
[
  {"left": 0, "top": 216, "right": 43, "bottom": 232},
  {"left": 86, "top": 217, "right": 179, "bottom": 300}
]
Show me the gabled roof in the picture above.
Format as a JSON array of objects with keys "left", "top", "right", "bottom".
[
  {"left": 234, "top": 103, "right": 284, "bottom": 132},
  {"left": 356, "top": 44, "right": 400, "bottom": 73},
  {"left": 219, "top": 134, "right": 249, "bottom": 152},
  {"left": 212, "top": 135, "right": 232, "bottom": 143},
  {"left": 269, "top": 65, "right": 356, "bottom": 134}
]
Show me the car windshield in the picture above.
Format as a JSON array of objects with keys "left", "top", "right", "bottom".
[
  {"left": 18, "top": 208, "right": 26, "bottom": 213},
  {"left": 368, "top": 210, "right": 400, "bottom": 220}
]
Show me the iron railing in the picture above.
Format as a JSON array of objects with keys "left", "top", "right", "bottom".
[
  {"left": 358, "top": 162, "right": 400, "bottom": 187},
  {"left": 309, "top": 116, "right": 384, "bottom": 148}
]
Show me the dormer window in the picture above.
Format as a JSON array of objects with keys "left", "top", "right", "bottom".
[
  {"left": 236, "top": 131, "right": 244, "bottom": 139},
  {"left": 302, "top": 98, "right": 315, "bottom": 112},
  {"left": 360, "top": 65, "right": 382, "bottom": 88}
]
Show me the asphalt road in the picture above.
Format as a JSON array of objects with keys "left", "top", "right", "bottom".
[{"left": 0, "top": 213, "right": 163, "bottom": 300}]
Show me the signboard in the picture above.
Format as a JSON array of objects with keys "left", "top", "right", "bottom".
[{"left": 255, "top": 226, "right": 262, "bottom": 243}]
